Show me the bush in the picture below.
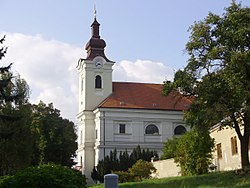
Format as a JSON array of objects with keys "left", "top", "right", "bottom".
[
  {"left": 112, "top": 171, "right": 137, "bottom": 183},
  {"left": 0, "top": 176, "right": 12, "bottom": 187},
  {"left": 0, "top": 164, "right": 87, "bottom": 188},
  {"left": 128, "top": 159, "right": 156, "bottom": 181}
]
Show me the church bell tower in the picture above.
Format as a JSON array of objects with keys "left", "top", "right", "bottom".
[
  {"left": 78, "top": 16, "right": 114, "bottom": 112},
  {"left": 76, "top": 14, "right": 114, "bottom": 181}
]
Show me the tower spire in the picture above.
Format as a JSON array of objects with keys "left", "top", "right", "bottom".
[
  {"left": 94, "top": 4, "right": 97, "bottom": 19},
  {"left": 84, "top": 7, "right": 111, "bottom": 62}
]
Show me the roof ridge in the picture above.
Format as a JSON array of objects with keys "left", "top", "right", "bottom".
[{"left": 112, "top": 81, "right": 163, "bottom": 85}]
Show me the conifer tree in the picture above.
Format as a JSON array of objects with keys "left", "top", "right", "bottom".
[
  {"left": 95, "top": 145, "right": 158, "bottom": 182},
  {"left": 0, "top": 36, "right": 32, "bottom": 175}
]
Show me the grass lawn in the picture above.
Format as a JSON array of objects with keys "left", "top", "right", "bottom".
[{"left": 89, "top": 171, "right": 250, "bottom": 188}]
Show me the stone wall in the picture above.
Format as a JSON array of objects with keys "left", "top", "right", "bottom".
[{"left": 152, "top": 158, "right": 181, "bottom": 178}]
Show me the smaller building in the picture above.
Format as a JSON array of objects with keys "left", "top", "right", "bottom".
[{"left": 210, "top": 125, "right": 248, "bottom": 171}]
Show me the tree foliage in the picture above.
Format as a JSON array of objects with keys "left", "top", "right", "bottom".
[
  {"left": 161, "top": 137, "right": 179, "bottom": 160},
  {"left": 31, "top": 101, "right": 77, "bottom": 167},
  {"left": 0, "top": 36, "right": 78, "bottom": 176},
  {"left": 95, "top": 145, "right": 158, "bottom": 182},
  {"left": 113, "top": 160, "right": 156, "bottom": 183},
  {"left": 128, "top": 159, "right": 156, "bottom": 181},
  {"left": 0, "top": 36, "right": 33, "bottom": 175},
  {"left": 174, "top": 130, "right": 214, "bottom": 176},
  {"left": 163, "top": 2, "right": 250, "bottom": 170}
]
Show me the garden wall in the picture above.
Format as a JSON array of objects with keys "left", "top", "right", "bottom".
[{"left": 152, "top": 158, "right": 181, "bottom": 178}]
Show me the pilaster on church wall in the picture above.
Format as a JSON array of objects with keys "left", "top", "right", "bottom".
[
  {"left": 161, "top": 121, "right": 174, "bottom": 140},
  {"left": 80, "top": 111, "right": 95, "bottom": 144},
  {"left": 132, "top": 121, "right": 143, "bottom": 142},
  {"left": 94, "top": 110, "right": 101, "bottom": 143},
  {"left": 105, "top": 118, "right": 115, "bottom": 142}
]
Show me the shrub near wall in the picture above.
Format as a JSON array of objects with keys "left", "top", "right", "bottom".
[
  {"left": 0, "top": 164, "right": 87, "bottom": 188},
  {"left": 112, "top": 171, "right": 137, "bottom": 183},
  {"left": 129, "top": 159, "right": 156, "bottom": 181},
  {"left": 113, "top": 160, "right": 156, "bottom": 183}
]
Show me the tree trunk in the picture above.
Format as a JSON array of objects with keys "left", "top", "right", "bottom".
[
  {"left": 233, "top": 112, "right": 250, "bottom": 171},
  {"left": 239, "top": 135, "right": 250, "bottom": 170},
  {"left": 241, "top": 110, "right": 250, "bottom": 170}
]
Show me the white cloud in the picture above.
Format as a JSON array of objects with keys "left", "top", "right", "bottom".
[
  {"left": 113, "top": 59, "right": 174, "bottom": 83},
  {"left": 1, "top": 32, "right": 83, "bottom": 121},
  {"left": 0, "top": 32, "right": 174, "bottom": 122}
]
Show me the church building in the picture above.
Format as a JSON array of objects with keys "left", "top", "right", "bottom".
[{"left": 76, "top": 16, "right": 192, "bottom": 180}]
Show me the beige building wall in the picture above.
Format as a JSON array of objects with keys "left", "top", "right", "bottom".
[
  {"left": 151, "top": 125, "right": 249, "bottom": 179},
  {"left": 152, "top": 159, "right": 181, "bottom": 178},
  {"left": 210, "top": 125, "right": 247, "bottom": 171}
]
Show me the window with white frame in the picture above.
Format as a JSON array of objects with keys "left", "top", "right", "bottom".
[
  {"left": 174, "top": 125, "right": 187, "bottom": 135},
  {"left": 119, "top": 124, "right": 126, "bottom": 134},
  {"left": 145, "top": 124, "right": 159, "bottom": 135},
  {"left": 114, "top": 121, "right": 131, "bottom": 135}
]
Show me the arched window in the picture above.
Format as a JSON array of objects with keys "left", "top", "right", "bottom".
[
  {"left": 95, "top": 75, "right": 102, "bottom": 89},
  {"left": 145, "top": 124, "right": 159, "bottom": 135},
  {"left": 174, "top": 125, "right": 187, "bottom": 135}
]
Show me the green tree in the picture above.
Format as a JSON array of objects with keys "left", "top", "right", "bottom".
[
  {"left": 161, "top": 137, "right": 179, "bottom": 160},
  {"left": 128, "top": 159, "right": 156, "bottom": 181},
  {"left": 164, "top": 2, "right": 250, "bottom": 170},
  {"left": 174, "top": 130, "right": 214, "bottom": 176},
  {"left": 96, "top": 146, "right": 158, "bottom": 182},
  {"left": 0, "top": 36, "right": 30, "bottom": 119},
  {"left": 31, "top": 101, "right": 77, "bottom": 167},
  {"left": 0, "top": 36, "right": 33, "bottom": 175},
  {"left": 118, "top": 149, "right": 130, "bottom": 171}
]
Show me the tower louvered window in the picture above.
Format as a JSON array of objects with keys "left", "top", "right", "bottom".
[{"left": 95, "top": 75, "right": 102, "bottom": 88}]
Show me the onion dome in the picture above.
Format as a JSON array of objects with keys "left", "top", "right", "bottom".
[{"left": 85, "top": 18, "right": 110, "bottom": 61}]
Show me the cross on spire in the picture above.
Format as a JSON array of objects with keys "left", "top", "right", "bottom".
[
  {"left": 84, "top": 5, "right": 112, "bottom": 62},
  {"left": 94, "top": 4, "right": 97, "bottom": 19}
]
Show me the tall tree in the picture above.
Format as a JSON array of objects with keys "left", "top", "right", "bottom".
[
  {"left": 164, "top": 2, "right": 250, "bottom": 170},
  {"left": 31, "top": 101, "right": 77, "bottom": 167},
  {"left": 174, "top": 130, "right": 214, "bottom": 175},
  {"left": 0, "top": 36, "right": 33, "bottom": 175}
]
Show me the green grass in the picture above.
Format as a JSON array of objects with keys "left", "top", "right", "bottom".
[{"left": 89, "top": 171, "right": 250, "bottom": 188}]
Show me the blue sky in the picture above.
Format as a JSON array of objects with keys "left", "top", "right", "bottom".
[
  {"left": 0, "top": 0, "right": 249, "bottom": 120},
  {"left": 2, "top": 0, "right": 247, "bottom": 67}
]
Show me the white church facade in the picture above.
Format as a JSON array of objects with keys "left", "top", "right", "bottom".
[{"left": 76, "top": 17, "right": 192, "bottom": 180}]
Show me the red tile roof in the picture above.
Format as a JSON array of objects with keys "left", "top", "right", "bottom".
[{"left": 99, "top": 82, "right": 193, "bottom": 111}]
